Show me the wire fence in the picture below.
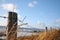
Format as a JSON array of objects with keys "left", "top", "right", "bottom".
[{"left": 0, "top": 14, "right": 39, "bottom": 40}]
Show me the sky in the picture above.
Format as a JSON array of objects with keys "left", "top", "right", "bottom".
[{"left": 0, "top": 0, "right": 60, "bottom": 29}]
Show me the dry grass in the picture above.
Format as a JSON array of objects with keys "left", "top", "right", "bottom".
[
  {"left": 17, "top": 29, "right": 60, "bottom": 40},
  {"left": 17, "top": 35, "right": 38, "bottom": 40},
  {"left": 37, "top": 29, "right": 60, "bottom": 40}
]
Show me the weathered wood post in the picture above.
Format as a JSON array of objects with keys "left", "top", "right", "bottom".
[
  {"left": 7, "top": 12, "right": 17, "bottom": 40},
  {"left": 45, "top": 26, "right": 48, "bottom": 32},
  {"left": 45, "top": 26, "right": 48, "bottom": 35}
]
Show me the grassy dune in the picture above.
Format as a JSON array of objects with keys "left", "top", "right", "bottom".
[
  {"left": 17, "top": 35, "right": 38, "bottom": 40},
  {"left": 17, "top": 29, "right": 60, "bottom": 40},
  {"left": 37, "top": 29, "right": 60, "bottom": 40}
]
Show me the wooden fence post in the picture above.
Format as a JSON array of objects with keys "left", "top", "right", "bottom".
[
  {"left": 45, "top": 27, "right": 48, "bottom": 32},
  {"left": 7, "top": 12, "right": 17, "bottom": 40}
]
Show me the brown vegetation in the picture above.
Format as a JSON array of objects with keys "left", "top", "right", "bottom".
[
  {"left": 17, "top": 35, "right": 38, "bottom": 40},
  {"left": 37, "top": 29, "right": 60, "bottom": 40},
  {"left": 17, "top": 29, "right": 60, "bottom": 40}
]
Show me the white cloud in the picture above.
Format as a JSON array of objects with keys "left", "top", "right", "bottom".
[
  {"left": 28, "top": 1, "right": 37, "bottom": 7},
  {"left": 1, "top": 3, "right": 16, "bottom": 11},
  {"left": 56, "top": 18, "right": 60, "bottom": 23},
  {"left": 28, "top": 2, "right": 34, "bottom": 7},
  {"left": 0, "top": 3, "right": 20, "bottom": 14}
]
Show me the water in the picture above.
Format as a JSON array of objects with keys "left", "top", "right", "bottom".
[
  {"left": 0, "top": 26, "right": 38, "bottom": 36},
  {"left": 0, "top": 26, "right": 42, "bottom": 39},
  {"left": 0, "top": 26, "right": 44, "bottom": 37},
  {"left": 0, "top": 26, "right": 6, "bottom": 31}
]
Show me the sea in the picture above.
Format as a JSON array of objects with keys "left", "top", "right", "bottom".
[{"left": 0, "top": 26, "right": 44, "bottom": 39}]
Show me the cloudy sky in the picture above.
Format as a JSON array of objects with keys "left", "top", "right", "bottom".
[{"left": 0, "top": 0, "right": 60, "bottom": 29}]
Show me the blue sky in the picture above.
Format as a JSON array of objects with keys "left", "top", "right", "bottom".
[{"left": 0, "top": 0, "right": 60, "bottom": 29}]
